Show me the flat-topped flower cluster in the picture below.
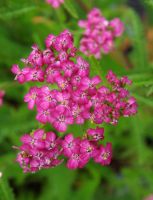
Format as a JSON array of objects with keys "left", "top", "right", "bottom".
[
  {"left": 17, "top": 128, "right": 112, "bottom": 172},
  {"left": 78, "top": 8, "right": 124, "bottom": 59},
  {"left": 12, "top": 30, "right": 137, "bottom": 172}
]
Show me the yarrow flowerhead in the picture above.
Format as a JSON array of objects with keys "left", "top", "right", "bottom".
[
  {"left": 0, "top": 90, "right": 5, "bottom": 107},
  {"left": 16, "top": 128, "right": 112, "bottom": 172},
  {"left": 12, "top": 30, "right": 137, "bottom": 172},
  {"left": 78, "top": 8, "right": 124, "bottom": 59},
  {"left": 46, "top": 0, "right": 64, "bottom": 8}
]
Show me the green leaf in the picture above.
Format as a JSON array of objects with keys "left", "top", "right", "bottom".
[
  {"left": 147, "top": 85, "right": 153, "bottom": 96},
  {"left": 132, "top": 93, "right": 153, "bottom": 107},
  {"left": 0, "top": 6, "right": 36, "bottom": 20},
  {"left": 144, "top": 0, "right": 153, "bottom": 7},
  {"left": 0, "top": 175, "right": 15, "bottom": 200},
  {"left": 124, "top": 9, "right": 148, "bottom": 71},
  {"left": 0, "top": 0, "right": 37, "bottom": 20},
  {"left": 63, "top": 0, "right": 79, "bottom": 19}
]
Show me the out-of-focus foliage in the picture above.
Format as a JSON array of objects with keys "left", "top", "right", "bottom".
[{"left": 0, "top": 0, "right": 153, "bottom": 200}]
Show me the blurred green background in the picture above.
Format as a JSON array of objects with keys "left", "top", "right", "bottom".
[{"left": 0, "top": 0, "right": 153, "bottom": 200}]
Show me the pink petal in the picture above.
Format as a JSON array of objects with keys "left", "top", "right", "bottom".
[
  {"left": 34, "top": 129, "right": 44, "bottom": 139},
  {"left": 20, "top": 134, "right": 32, "bottom": 143},
  {"left": 67, "top": 158, "right": 78, "bottom": 169}
]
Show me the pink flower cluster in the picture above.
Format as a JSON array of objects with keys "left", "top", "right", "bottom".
[
  {"left": 46, "top": 0, "right": 64, "bottom": 8},
  {"left": 17, "top": 127, "right": 112, "bottom": 172},
  {"left": 78, "top": 8, "right": 124, "bottom": 59},
  {"left": 11, "top": 31, "right": 137, "bottom": 132},
  {"left": 12, "top": 30, "right": 137, "bottom": 172},
  {"left": 0, "top": 90, "right": 5, "bottom": 107}
]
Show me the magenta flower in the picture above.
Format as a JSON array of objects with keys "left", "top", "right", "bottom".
[
  {"left": 27, "top": 44, "right": 43, "bottom": 67},
  {"left": 106, "top": 70, "right": 119, "bottom": 85},
  {"left": 80, "top": 139, "right": 97, "bottom": 159},
  {"left": 24, "top": 87, "right": 39, "bottom": 110},
  {"left": 29, "top": 159, "right": 42, "bottom": 172},
  {"left": 94, "top": 143, "right": 112, "bottom": 166},
  {"left": 45, "top": 34, "right": 56, "bottom": 48},
  {"left": 71, "top": 74, "right": 82, "bottom": 87},
  {"left": 43, "top": 49, "right": 55, "bottom": 64},
  {"left": 90, "top": 93, "right": 101, "bottom": 107},
  {"left": 71, "top": 103, "right": 90, "bottom": 124},
  {"left": 38, "top": 86, "right": 57, "bottom": 109},
  {"left": 25, "top": 67, "right": 44, "bottom": 82},
  {"left": 78, "top": 8, "right": 124, "bottom": 59},
  {"left": 72, "top": 90, "right": 89, "bottom": 104},
  {"left": 76, "top": 56, "right": 89, "bottom": 77},
  {"left": 123, "top": 97, "right": 138, "bottom": 117},
  {"left": 49, "top": 106, "right": 74, "bottom": 132},
  {"left": 87, "top": 127, "right": 104, "bottom": 141},
  {"left": 58, "top": 51, "right": 68, "bottom": 62},
  {"left": 54, "top": 30, "right": 73, "bottom": 51},
  {"left": 80, "top": 75, "right": 101, "bottom": 94},
  {"left": 109, "top": 18, "right": 124, "bottom": 37},
  {"left": 55, "top": 91, "right": 70, "bottom": 107},
  {"left": 12, "top": 30, "right": 138, "bottom": 173},
  {"left": 17, "top": 129, "right": 63, "bottom": 172},
  {"left": 62, "top": 60, "right": 75, "bottom": 77},
  {"left": 45, "top": 64, "right": 60, "bottom": 84},
  {"left": 67, "top": 151, "right": 89, "bottom": 170},
  {"left": 44, "top": 132, "right": 58, "bottom": 150},
  {"left": 55, "top": 75, "right": 71, "bottom": 91},
  {"left": 20, "top": 129, "right": 45, "bottom": 149},
  {"left": 11, "top": 64, "right": 30, "bottom": 84},
  {"left": 36, "top": 105, "right": 51, "bottom": 124},
  {"left": 62, "top": 134, "right": 79, "bottom": 157},
  {"left": 90, "top": 108, "right": 103, "bottom": 124},
  {"left": 16, "top": 152, "right": 31, "bottom": 172}
]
